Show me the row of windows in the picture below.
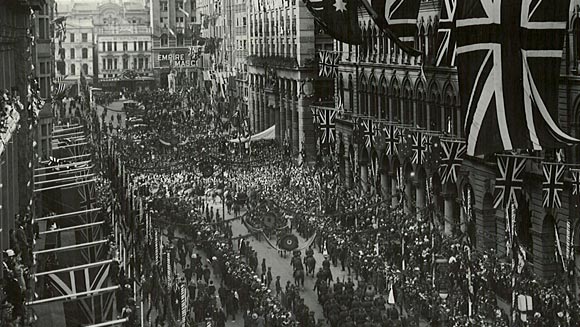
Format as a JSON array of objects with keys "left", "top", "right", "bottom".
[
  {"left": 101, "top": 57, "right": 150, "bottom": 71},
  {"left": 250, "top": 42, "right": 297, "bottom": 58},
  {"left": 69, "top": 48, "right": 90, "bottom": 59},
  {"left": 339, "top": 74, "right": 462, "bottom": 137},
  {"left": 160, "top": 34, "right": 185, "bottom": 46},
  {"left": 101, "top": 41, "right": 149, "bottom": 52},
  {"left": 67, "top": 63, "right": 90, "bottom": 76},
  {"left": 69, "top": 33, "right": 89, "bottom": 43}
]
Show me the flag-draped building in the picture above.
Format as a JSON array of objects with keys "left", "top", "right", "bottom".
[{"left": 241, "top": 0, "right": 580, "bottom": 292}]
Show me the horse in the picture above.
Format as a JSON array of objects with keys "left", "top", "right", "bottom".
[
  {"left": 290, "top": 256, "right": 303, "bottom": 271},
  {"left": 293, "top": 267, "right": 305, "bottom": 287},
  {"left": 304, "top": 255, "right": 316, "bottom": 277}
]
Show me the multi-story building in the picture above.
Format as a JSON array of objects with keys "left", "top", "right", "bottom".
[
  {"left": 302, "top": 0, "right": 580, "bottom": 295},
  {"left": 55, "top": 1, "right": 96, "bottom": 87},
  {"left": 246, "top": 0, "right": 333, "bottom": 160},
  {"left": 0, "top": 0, "right": 43, "bottom": 275},
  {"left": 150, "top": 0, "right": 198, "bottom": 87},
  {"left": 95, "top": 1, "right": 154, "bottom": 90},
  {"left": 33, "top": 0, "right": 55, "bottom": 161}
]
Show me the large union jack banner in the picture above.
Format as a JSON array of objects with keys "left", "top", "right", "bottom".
[
  {"left": 542, "top": 163, "right": 565, "bottom": 208},
  {"left": 369, "top": 0, "right": 421, "bottom": 43},
  {"left": 410, "top": 131, "right": 427, "bottom": 165},
  {"left": 456, "top": 0, "right": 579, "bottom": 156},
  {"left": 493, "top": 155, "right": 526, "bottom": 209},
  {"left": 434, "top": 0, "right": 457, "bottom": 67},
  {"left": 318, "top": 108, "right": 337, "bottom": 144},
  {"left": 439, "top": 140, "right": 466, "bottom": 184}
]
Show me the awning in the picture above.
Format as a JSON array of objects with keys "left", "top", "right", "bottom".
[{"left": 229, "top": 125, "right": 275, "bottom": 143}]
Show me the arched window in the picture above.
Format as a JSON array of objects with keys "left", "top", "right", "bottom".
[
  {"left": 348, "top": 75, "right": 354, "bottom": 112},
  {"left": 427, "top": 25, "right": 435, "bottom": 62},
  {"left": 369, "top": 78, "right": 377, "bottom": 118},
  {"left": 161, "top": 34, "right": 168, "bottom": 47},
  {"left": 403, "top": 84, "right": 412, "bottom": 124},
  {"left": 71, "top": 63, "right": 76, "bottom": 75},
  {"left": 359, "top": 75, "right": 367, "bottom": 116},
  {"left": 177, "top": 33, "right": 184, "bottom": 46},
  {"left": 429, "top": 90, "right": 441, "bottom": 131},
  {"left": 391, "top": 84, "right": 400, "bottom": 122},
  {"left": 380, "top": 79, "right": 388, "bottom": 120},
  {"left": 339, "top": 74, "right": 345, "bottom": 108},
  {"left": 82, "top": 63, "right": 88, "bottom": 75},
  {"left": 444, "top": 92, "right": 455, "bottom": 134},
  {"left": 574, "top": 17, "right": 580, "bottom": 73},
  {"left": 360, "top": 25, "right": 368, "bottom": 61},
  {"left": 416, "top": 85, "right": 426, "bottom": 128}
]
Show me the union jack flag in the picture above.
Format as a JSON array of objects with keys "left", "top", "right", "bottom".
[
  {"left": 318, "top": 50, "right": 339, "bottom": 78},
  {"left": 318, "top": 108, "right": 337, "bottom": 144},
  {"left": 52, "top": 75, "right": 69, "bottom": 99},
  {"left": 439, "top": 140, "right": 466, "bottom": 184},
  {"left": 434, "top": 0, "right": 457, "bottom": 67},
  {"left": 369, "top": 0, "right": 421, "bottom": 43},
  {"left": 311, "top": 107, "right": 319, "bottom": 125},
  {"left": 46, "top": 264, "right": 115, "bottom": 325},
  {"left": 542, "top": 163, "right": 565, "bottom": 208},
  {"left": 410, "top": 132, "right": 427, "bottom": 165},
  {"left": 570, "top": 169, "right": 580, "bottom": 196},
  {"left": 493, "top": 156, "right": 526, "bottom": 209},
  {"left": 384, "top": 125, "right": 400, "bottom": 156},
  {"left": 362, "top": 119, "right": 374, "bottom": 148},
  {"left": 456, "top": 0, "right": 579, "bottom": 156}
]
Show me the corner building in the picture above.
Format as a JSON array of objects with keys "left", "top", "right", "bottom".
[{"left": 246, "top": 0, "right": 333, "bottom": 160}]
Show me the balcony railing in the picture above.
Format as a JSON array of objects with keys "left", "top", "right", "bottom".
[{"left": 96, "top": 25, "right": 152, "bottom": 35}]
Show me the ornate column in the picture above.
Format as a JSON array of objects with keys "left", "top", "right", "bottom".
[
  {"left": 278, "top": 79, "right": 286, "bottom": 142},
  {"left": 297, "top": 92, "right": 315, "bottom": 163},
  {"left": 415, "top": 175, "right": 425, "bottom": 220},
  {"left": 380, "top": 170, "right": 390, "bottom": 198},
  {"left": 391, "top": 173, "right": 398, "bottom": 207},
  {"left": 360, "top": 164, "right": 369, "bottom": 193},
  {"left": 444, "top": 193, "right": 455, "bottom": 236}
]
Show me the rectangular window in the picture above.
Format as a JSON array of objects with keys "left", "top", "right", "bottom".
[
  {"left": 138, "top": 42, "right": 144, "bottom": 51},
  {"left": 123, "top": 42, "right": 128, "bottom": 51},
  {"left": 38, "top": 18, "right": 48, "bottom": 40},
  {"left": 70, "top": 48, "right": 75, "bottom": 59},
  {"left": 107, "top": 42, "right": 112, "bottom": 51},
  {"left": 107, "top": 58, "right": 112, "bottom": 70},
  {"left": 138, "top": 58, "right": 144, "bottom": 69},
  {"left": 114, "top": 42, "right": 117, "bottom": 51},
  {"left": 145, "top": 57, "right": 149, "bottom": 69},
  {"left": 113, "top": 59, "right": 118, "bottom": 70},
  {"left": 123, "top": 58, "right": 128, "bottom": 70},
  {"left": 82, "top": 33, "right": 87, "bottom": 42},
  {"left": 144, "top": 42, "right": 148, "bottom": 51},
  {"left": 39, "top": 76, "right": 49, "bottom": 98},
  {"left": 70, "top": 33, "right": 75, "bottom": 42},
  {"left": 82, "top": 48, "right": 88, "bottom": 59},
  {"left": 160, "top": 1, "right": 168, "bottom": 11},
  {"left": 103, "top": 58, "right": 106, "bottom": 70},
  {"left": 134, "top": 41, "right": 137, "bottom": 51}
]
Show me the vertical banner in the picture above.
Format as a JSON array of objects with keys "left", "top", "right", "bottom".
[{"left": 180, "top": 282, "right": 187, "bottom": 324}]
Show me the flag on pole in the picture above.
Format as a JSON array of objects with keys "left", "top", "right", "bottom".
[
  {"left": 542, "top": 163, "right": 565, "bottom": 208},
  {"left": 303, "top": 0, "right": 362, "bottom": 44},
  {"left": 493, "top": 155, "right": 526, "bottom": 209},
  {"left": 456, "top": 0, "right": 579, "bottom": 156},
  {"left": 318, "top": 50, "right": 340, "bottom": 77},
  {"left": 434, "top": 0, "right": 457, "bottom": 67},
  {"left": 439, "top": 140, "right": 466, "bottom": 184},
  {"left": 318, "top": 108, "right": 337, "bottom": 144}
]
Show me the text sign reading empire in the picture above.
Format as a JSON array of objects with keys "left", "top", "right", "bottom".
[{"left": 156, "top": 52, "right": 200, "bottom": 68}]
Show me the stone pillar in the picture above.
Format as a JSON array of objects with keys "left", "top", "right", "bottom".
[
  {"left": 279, "top": 80, "right": 285, "bottom": 142},
  {"left": 380, "top": 171, "right": 389, "bottom": 198},
  {"left": 345, "top": 156, "right": 353, "bottom": 189},
  {"left": 298, "top": 94, "right": 315, "bottom": 162},
  {"left": 291, "top": 83, "right": 299, "bottom": 153},
  {"left": 415, "top": 176, "right": 425, "bottom": 220},
  {"left": 360, "top": 164, "right": 369, "bottom": 193},
  {"left": 405, "top": 178, "right": 413, "bottom": 214},
  {"left": 391, "top": 174, "right": 398, "bottom": 207},
  {"left": 444, "top": 194, "right": 455, "bottom": 236}
]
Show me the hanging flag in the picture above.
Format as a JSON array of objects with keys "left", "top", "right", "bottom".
[
  {"left": 373, "top": 122, "right": 385, "bottom": 150},
  {"left": 318, "top": 107, "right": 337, "bottom": 144},
  {"left": 434, "top": 0, "right": 457, "bottom": 67},
  {"left": 570, "top": 168, "right": 580, "bottom": 197},
  {"left": 311, "top": 107, "right": 320, "bottom": 125},
  {"left": 384, "top": 125, "right": 400, "bottom": 156},
  {"left": 493, "top": 155, "right": 527, "bottom": 209},
  {"left": 456, "top": 0, "right": 579, "bottom": 156},
  {"left": 424, "top": 135, "right": 441, "bottom": 172},
  {"left": 318, "top": 50, "right": 340, "bottom": 77},
  {"left": 303, "top": 0, "right": 362, "bottom": 44},
  {"left": 362, "top": 119, "right": 374, "bottom": 148},
  {"left": 368, "top": 0, "right": 421, "bottom": 44},
  {"left": 542, "top": 163, "right": 565, "bottom": 208},
  {"left": 439, "top": 140, "right": 466, "bottom": 184},
  {"left": 410, "top": 131, "right": 427, "bottom": 165}
]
